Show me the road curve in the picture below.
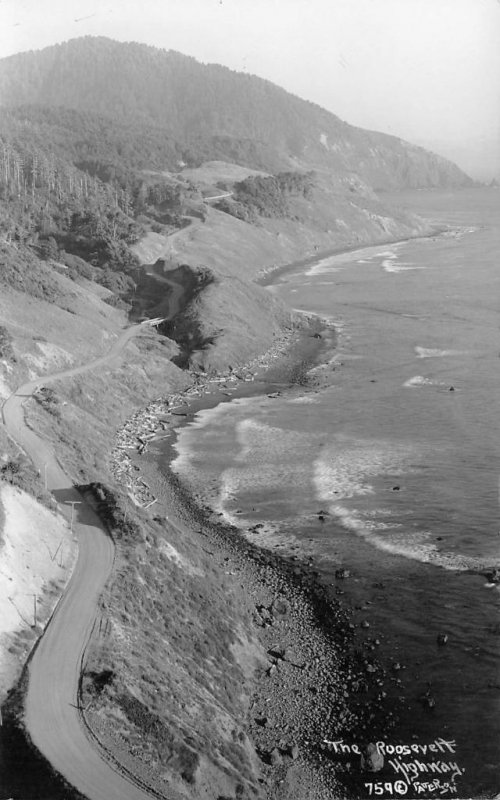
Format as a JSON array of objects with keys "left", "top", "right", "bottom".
[{"left": 2, "top": 324, "right": 160, "bottom": 800}]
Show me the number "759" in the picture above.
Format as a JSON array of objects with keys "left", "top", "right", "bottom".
[{"left": 364, "top": 782, "right": 408, "bottom": 796}]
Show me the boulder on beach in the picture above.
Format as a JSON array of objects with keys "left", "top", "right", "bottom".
[
  {"left": 486, "top": 568, "right": 500, "bottom": 584},
  {"left": 360, "top": 743, "right": 384, "bottom": 772},
  {"left": 270, "top": 596, "right": 291, "bottom": 619},
  {"left": 268, "top": 645, "right": 287, "bottom": 661}
]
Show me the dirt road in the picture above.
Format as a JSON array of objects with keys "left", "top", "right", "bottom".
[{"left": 2, "top": 323, "right": 159, "bottom": 800}]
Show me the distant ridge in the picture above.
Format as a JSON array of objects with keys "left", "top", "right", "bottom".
[{"left": 0, "top": 36, "right": 472, "bottom": 190}]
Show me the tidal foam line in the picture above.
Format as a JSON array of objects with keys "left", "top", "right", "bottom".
[
  {"left": 330, "top": 504, "right": 489, "bottom": 572},
  {"left": 415, "top": 347, "right": 463, "bottom": 359}
]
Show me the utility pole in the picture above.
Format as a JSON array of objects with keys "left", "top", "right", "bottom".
[{"left": 66, "top": 500, "right": 82, "bottom": 534}]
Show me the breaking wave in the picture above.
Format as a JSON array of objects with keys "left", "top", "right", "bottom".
[
  {"left": 383, "top": 260, "right": 421, "bottom": 273},
  {"left": 329, "top": 504, "right": 489, "bottom": 571},
  {"left": 404, "top": 375, "right": 435, "bottom": 387},
  {"left": 415, "top": 346, "right": 463, "bottom": 358},
  {"left": 313, "top": 437, "right": 412, "bottom": 503}
]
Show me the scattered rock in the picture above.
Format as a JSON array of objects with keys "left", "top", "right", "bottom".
[
  {"left": 419, "top": 693, "right": 436, "bottom": 709},
  {"left": 486, "top": 568, "right": 500, "bottom": 584},
  {"left": 290, "top": 744, "right": 300, "bottom": 761},
  {"left": 392, "top": 485, "right": 400, "bottom": 491},
  {"left": 335, "top": 568, "right": 351, "bottom": 579},
  {"left": 270, "top": 596, "right": 291, "bottom": 619},
  {"left": 437, "top": 633, "right": 448, "bottom": 646},
  {"left": 257, "top": 605, "right": 273, "bottom": 623},
  {"left": 360, "top": 743, "right": 384, "bottom": 772},
  {"left": 268, "top": 646, "right": 287, "bottom": 661},
  {"left": 270, "top": 747, "right": 282, "bottom": 766}
]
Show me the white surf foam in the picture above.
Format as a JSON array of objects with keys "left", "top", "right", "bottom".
[
  {"left": 310, "top": 437, "right": 490, "bottom": 570},
  {"left": 441, "top": 225, "right": 480, "bottom": 240},
  {"left": 234, "top": 417, "right": 306, "bottom": 462},
  {"left": 313, "top": 437, "right": 412, "bottom": 503},
  {"left": 415, "top": 346, "right": 463, "bottom": 358},
  {"left": 305, "top": 257, "right": 346, "bottom": 276},
  {"left": 287, "top": 395, "right": 320, "bottom": 404},
  {"left": 170, "top": 397, "right": 253, "bottom": 472},
  {"left": 404, "top": 375, "right": 435, "bottom": 387},
  {"left": 305, "top": 244, "right": 392, "bottom": 276},
  {"left": 329, "top": 503, "right": 488, "bottom": 572},
  {"left": 207, "top": 418, "right": 316, "bottom": 521},
  {"left": 383, "top": 261, "right": 421, "bottom": 273}
]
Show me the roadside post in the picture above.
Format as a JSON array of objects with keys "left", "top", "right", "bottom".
[{"left": 66, "top": 499, "right": 82, "bottom": 534}]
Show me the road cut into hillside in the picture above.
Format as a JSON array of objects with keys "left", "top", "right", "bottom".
[{"left": 2, "top": 322, "right": 163, "bottom": 800}]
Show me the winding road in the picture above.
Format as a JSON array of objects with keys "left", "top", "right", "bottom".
[{"left": 2, "top": 323, "right": 160, "bottom": 799}]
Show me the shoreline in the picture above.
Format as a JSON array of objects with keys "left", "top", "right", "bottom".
[
  {"left": 103, "top": 217, "right": 497, "bottom": 798},
  {"left": 109, "top": 312, "right": 334, "bottom": 506},
  {"left": 136, "top": 447, "right": 399, "bottom": 799},
  {"left": 105, "top": 313, "right": 406, "bottom": 797},
  {"left": 255, "top": 224, "right": 450, "bottom": 286}
]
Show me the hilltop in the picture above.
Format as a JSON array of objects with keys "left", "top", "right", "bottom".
[{"left": 0, "top": 36, "right": 472, "bottom": 190}]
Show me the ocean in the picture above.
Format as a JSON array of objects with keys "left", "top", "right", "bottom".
[{"left": 168, "top": 188, "right": 500, "bottom": 798}]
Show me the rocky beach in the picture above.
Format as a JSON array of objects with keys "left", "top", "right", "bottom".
[{"left": 104, "top": 314, "right": 410, "bottom": 799}]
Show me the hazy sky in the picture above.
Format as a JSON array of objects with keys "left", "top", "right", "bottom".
[{"left": 1, "top": 0, "right": 499, "bottom": 177}]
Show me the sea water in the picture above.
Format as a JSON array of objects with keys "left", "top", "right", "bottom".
[{"left": 169, "top": 189, "right": 500, "bottom": 798}]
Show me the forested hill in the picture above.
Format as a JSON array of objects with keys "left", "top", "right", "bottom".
[{"left": 0, "top": 36, "right": 471, "bottom": 191}]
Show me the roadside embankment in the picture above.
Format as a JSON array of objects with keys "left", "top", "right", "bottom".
[{"left": 0, "top": 484, "right": 77, "bottom": 699}]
